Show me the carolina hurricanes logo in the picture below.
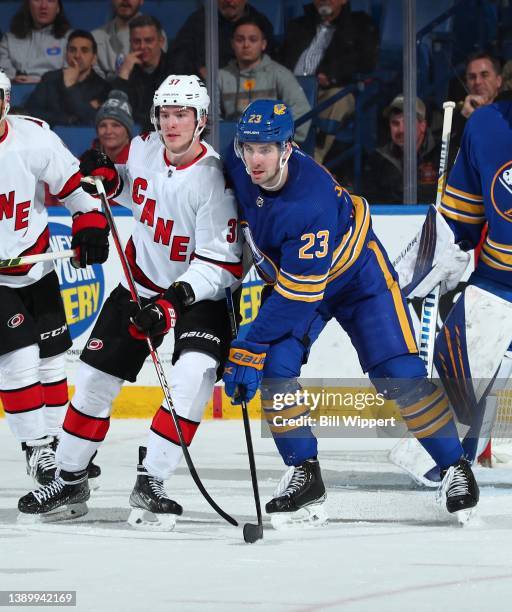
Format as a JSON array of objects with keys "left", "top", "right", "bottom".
[
  {"left": 87, "top": 338, "right": 103, "bottom": 350},
  {"left": 7, "top": 313, "right": 24, "bottom": 328}
]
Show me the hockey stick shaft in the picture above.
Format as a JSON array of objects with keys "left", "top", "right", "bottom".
[
  {"left": 419, "top": 101, "right": 455, "bottom": 376},
  {"left": 92, "top": 177, "right": 238, "bottom": 527},
  {"left": 225, "top": 287, "right": 263, "bottom": 530},
  {"left": 0, "top": 249, "right": 76, "bottom": 270}
]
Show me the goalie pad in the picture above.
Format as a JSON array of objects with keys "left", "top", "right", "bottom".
[
  {"left": 434, "top": 284, "right": 512, "bottom": 428},
  {"left": 394, "top": 206, "right": 471, "bottom": 299}
]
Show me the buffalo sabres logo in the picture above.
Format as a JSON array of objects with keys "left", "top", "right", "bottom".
[
  {"left": 256, "top": 196, "right": 264, "bottom": 207},
  {"left": 273, "top": 104, "right": 287, "bottom": 116},
  {"left": 492, "top": 161, "right": 512, "bottom": 222}
]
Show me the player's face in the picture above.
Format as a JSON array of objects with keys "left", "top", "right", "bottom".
[
  {"left": 29, "top": 0, "right": 60, "bottom": 28},
  {"left": 97, "top": 119, "right": 130, "bottom": 152},
  {"left": 466, "top": 59, "right": 502, "bottom": 103},
  {"left": 130, "top": 26, "right": 164, "bottom": 68},
  {"left": 232, "top": 24, "right": 267, "bottom": 66},
  {"left": 242, "top": 142, "right": 282, "bottom": 185},
  {"left": 113, "top": 0, "right": 143, "bottom": 21},
  {"left": 219, "top": 0, "right": 246, "bottom": 22},
  {"left": 389, "top": 113, "right": 426, "bottom": 150},
  {"left": 66, "top": 37, "right": 96, "bottom": 73},
  {"left": 159, "top": 106, "right": 201, "bottom": 154}
]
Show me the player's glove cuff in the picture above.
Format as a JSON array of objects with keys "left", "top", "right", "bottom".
[{"left": 228, "top": 340, "right": 268, "bottom": 370}]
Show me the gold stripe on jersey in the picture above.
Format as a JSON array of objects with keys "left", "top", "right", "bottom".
[
  {"left": 482, "top": 241, "right": 512, "bottom": 267},
  {"left": 441, "top": 194, "right": 485, "bottom": 215},
  {"left": 444, "top": 184, "right": 483, "bottom": 202},
  {"left": 441, "top": 185, "right": 486, "bottom": 224},
  {"left": 327, "top": 195, "right": 370, "bottom": 283},
  {"left": 438, "top": 204, "right": 486, "bottom": 224},
  {"left": 367, "top": 240, "right": 418, "bottom": 353},
  {"left": 275, "top": 284, "right": 324, "bottom": 302}
]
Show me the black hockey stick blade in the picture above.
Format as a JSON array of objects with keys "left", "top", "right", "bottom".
[{"left": 243, "top": 522, "right": 263, "bottom": 543}]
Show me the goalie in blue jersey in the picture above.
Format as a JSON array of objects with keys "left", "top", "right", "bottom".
[{"left": 222, "top": 99, "right": 479, "bottom": 528}]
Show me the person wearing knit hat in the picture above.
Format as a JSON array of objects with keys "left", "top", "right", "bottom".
[{"left": 94, "top": 90, "right": 133, "bottom": 163}]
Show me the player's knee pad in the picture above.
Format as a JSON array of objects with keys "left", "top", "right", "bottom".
[
  {"left": 150, "top": 351, "right": 218, "bottom": 449},
  {"left": 39, "top": 353, "right": 67, "bottom": 383},
  {"left": 369, "top": 354, "right": 427, "bottom": 400},
  {"left": 71, "top": 362, "right": 123, "bottom": 418},
  {"left": 0, "top": 344, "right": 40, "bottom": 390}
]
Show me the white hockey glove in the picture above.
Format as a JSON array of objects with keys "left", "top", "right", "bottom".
[{"left": 394, "top": 205, "right": 471, "bottom": 299}]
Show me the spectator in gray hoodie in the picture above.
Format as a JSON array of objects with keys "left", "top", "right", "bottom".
[
  {"left": 0, "top": 0, "right": 71, "bottom": 82},
  {"left": 218, "top": 16, "right": 311, "bottom": 142}
]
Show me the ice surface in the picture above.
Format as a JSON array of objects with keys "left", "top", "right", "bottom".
[{"left": 1, "top": 420, "right": 512, "bottom": 612}]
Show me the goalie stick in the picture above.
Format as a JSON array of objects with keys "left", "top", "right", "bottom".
[
  {"left": 90, "top": 177, "right": 239, "bottom": 529},
  {"left": 0, "top": 249, "right": 76, "bottom": 270},
  {"left": 225, "top": 287, "right": 263, "bottom": 543}
]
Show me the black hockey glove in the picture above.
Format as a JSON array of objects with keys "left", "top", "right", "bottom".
[
  {"left": 71, "top": 211, "right": 110, "bottom": 268},
  {"left": 80, "top": 149, "right": 120, "bottom": 198},
  {"left": 128, "top": 282, "right": 195, "bottom": 340}
]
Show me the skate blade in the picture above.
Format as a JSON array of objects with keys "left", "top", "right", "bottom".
[
  {"left": 127, "top": 508, "right": 177, "bottom": 532},
  {"left": 17, "top": 503, "right": 89, "bottom": 524},
  {"left": 455, "top": 506, "right": 477, "bottom": 525},
  {"left": 270, "top": 503, "right": 328, "bottom": 530},
  {"left": 88, "top": 476, "right": 100, "bottom": 492}
]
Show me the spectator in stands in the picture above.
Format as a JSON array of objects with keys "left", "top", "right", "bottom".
[
  {"left": 218, "top": 17, "right": 311, "bottom": 142},
  {"left": 24, "top": 30, "right": 110, "bottom": 126},
  {"left": 111, "top": 15, "right": 175, "bottom": 131},
  {"left": 93, "top": 0, "right": 167, "bottom": 81},
  {"left": 0, "top": 0, "right": 71, "bottom": 83},
  {"left": 172, "top": 0, "right": 275, "bottom": 78},
  {"left": 91, "top": 89, "right": 133, "bottom": 163},
  {"left": 281, "top": 0, "right": 378, "bottom": 164},
  {"left": 359, "top": 95, "right": 439, "bottom": 205}
]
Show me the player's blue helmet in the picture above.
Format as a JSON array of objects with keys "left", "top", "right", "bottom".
[{"left": 236, "top": 99, "right": 295, "bottom": 145}]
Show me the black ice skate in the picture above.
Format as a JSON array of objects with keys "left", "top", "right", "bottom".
[
  {"left": 50, "top": 440, "right": 101, "bottom": 490},
  {"left": 22, "top": 437, "right": 57, "bottom": 486},
  {"left": 439, "top": 458, "right": 479, "bottom": 524},
  {"left": 266, "top": 459, "right": 327, "bottom": 529},
  {"left": 127, "top": 447, "right": 183, "bottom": 532},
  {"left": 17, "top": 469, "right": 90, "bottom": 523}
]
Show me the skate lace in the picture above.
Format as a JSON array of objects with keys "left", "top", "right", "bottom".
[
  {"left": 32, "top": 478, "right": 65, "bottom": 504},
  {"left": 28, "top": 446, "right": 56, "bottom": 480},
  {"left": 282, "top": 466, "right": 307, "bottom": 498},
  {"left": 148, "top": 476, "right": 167, "bottom": 499},
  {"left": 438, "top": 464, "right": 469, "bottom": 502}
]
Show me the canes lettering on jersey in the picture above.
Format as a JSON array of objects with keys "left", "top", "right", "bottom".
[{"left": 0, "top": 191, "right": 31, "bottom": 230}]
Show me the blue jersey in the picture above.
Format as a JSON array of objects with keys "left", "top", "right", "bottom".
[
  {"left": 441, "top": 101, "right": 512, "bottom": 287},
  {"left": 224, "top": 145, "right": 371, "bottom": 344}
]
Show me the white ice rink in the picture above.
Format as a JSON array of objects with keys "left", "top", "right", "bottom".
[{"left": 2, "top": 419, "right": 512, "bottom": 612}]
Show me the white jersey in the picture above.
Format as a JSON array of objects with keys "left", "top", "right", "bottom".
[
  {"left": 0, "top": 115, "right": 100, "bottom": 288},
  {"left": 115, "top": 133, "right": 242, "bottom": 301}
]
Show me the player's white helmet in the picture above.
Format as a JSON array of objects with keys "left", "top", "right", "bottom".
[
  {"left": 0, "top": 70, "right": 11, "bottom": 122},
  {"left": 150, "top": 74, "right": 210, "bottom": 145}
]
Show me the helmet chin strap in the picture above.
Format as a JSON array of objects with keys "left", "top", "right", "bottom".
[
  {"left": 165, "top": 120, "right": 205, "bottom": 161},
  {"left": 260, "top": 144, "right": 292, "bottom": 191}
]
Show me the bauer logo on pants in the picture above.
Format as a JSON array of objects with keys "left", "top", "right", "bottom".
[{"left": 49, "top": 222, "right": 105, "bottom": 340}]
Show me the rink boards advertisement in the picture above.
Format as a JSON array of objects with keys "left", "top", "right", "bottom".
[{"left": 1, "top": 206, "right": 450, "bottom": 418}]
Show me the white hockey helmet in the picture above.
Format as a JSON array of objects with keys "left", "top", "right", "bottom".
[
  {"left": 0, "top": 70, "right": 10, "bottom": 122},
  {"left": 150, "top": 74, "right": 210, "bottom": 138}
]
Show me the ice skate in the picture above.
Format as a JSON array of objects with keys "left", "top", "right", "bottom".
[
  {"left": 23, "top": 437, "right": 57, "bottom": 486},
  {"left": 51, "top": 439, "right": 101, "bottom": 491},
  {"left": 439, "top": 458, "right": 479, "bottom": 525},
  {"left": 266, "top": 459, "right": 327, "bottom": 529},
  {"left": 17, "top": 469, "right": 90, "bottom": 523},
  {"left": 127, "top": 447, "right": 183, "bottom": 532}
]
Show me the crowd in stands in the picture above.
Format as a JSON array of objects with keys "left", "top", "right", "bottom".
[{"left": 1, "top": 0, "right": 512, "bottom": 205}]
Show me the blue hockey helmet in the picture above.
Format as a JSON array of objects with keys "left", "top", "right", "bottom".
[{"left": 236, "top": 99, "right": 294, "bottom": 145}]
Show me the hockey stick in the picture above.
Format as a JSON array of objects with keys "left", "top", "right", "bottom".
[
  {"left": 0, "top": 249, "right": 76, "bottom": 270},
  {"left": 225, "top": 287, "right": 263, "bottom": 543},
  {"left": 91, "top": 177, "right": 238, "bottom": 527},
  {"left": 389, "top": 101, "right": 456, "bottom": 484}
]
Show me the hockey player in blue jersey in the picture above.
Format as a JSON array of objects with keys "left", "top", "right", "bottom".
[
  {"left": 396, "top": 98, "right": 512, "bottom": 480},
  {"left": 222, "top": 99, "right": 479, "bottom": 527}
]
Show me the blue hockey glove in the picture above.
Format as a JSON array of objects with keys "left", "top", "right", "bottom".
[{"left": 223, "top": 339, "right": 268, "bottom": 404}]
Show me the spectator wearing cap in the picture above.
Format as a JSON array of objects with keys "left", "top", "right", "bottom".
[
  {"left": 0, "top": 0, "right": 71, "bottom": 83},
  {"left": 93, "top": 0, "right": 168, "bottom": 81},
  {"left": 359, "top": 95, "right": 440, "bottom": 204},
  {"left": 24, "top": 29, "right": 110, "bottom": 126},
  {"left": 218, "top": 16, "right": 311, "bottom": 142},
  {"left": 111, "top": 14, "right": 176, "bottom": 131},
  {"left": 91, "top": 89, "right": 133, "bottom": 163}
]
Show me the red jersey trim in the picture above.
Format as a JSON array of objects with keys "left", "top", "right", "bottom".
[
  {"left": 125, "top": 237, "right": 167, "bottom": 294},
  {"left": 191, "top": 252, "right": 243, "bottom": 279},
  {"left": 1, "top": 226, "right": 50, "bottom": 276},
  {"left": 56, "top": 171, "right": 83, "bottom": 200},
  {"left": 163, "top": 143, "right": 207, "bottom": 170}
]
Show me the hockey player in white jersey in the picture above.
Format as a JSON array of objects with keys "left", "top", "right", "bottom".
[
  {"left": 18, "top": 75, "right": 243, "bottom": 530},
  {"left": 0, "top": 71, "right": 110, "bottom": 486}
]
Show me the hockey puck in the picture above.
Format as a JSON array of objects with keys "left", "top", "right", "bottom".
[{"left": 243, "top": 522, "right": 263, "bottom": 543}]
